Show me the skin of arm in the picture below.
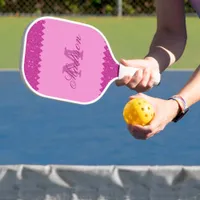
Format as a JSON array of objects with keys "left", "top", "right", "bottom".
[
  {"left": 149, "top": 0, "right": 200, "bottom": 109},
  {"left": 150, "top": 0, "right": 200, "bottom": 122},
  {"left": 176, "top": 65, "right": 200, "bottom": 108},
  {"left": 127, "top": 65, "right": 200, "bottom": 140},
  {"left": 148, "top": 65, "right": 200, "bottom": 139},
  {"left": 145, "top": 0, "right": 187, "bottom": 73},
  {"left": 115, "top": 0, "right": 187, "bottom": 91},
  {"left": 126, "top": 0, "right": 200, "bottom": 140}
]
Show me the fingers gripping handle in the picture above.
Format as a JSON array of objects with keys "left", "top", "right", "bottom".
[{"left": 118, "top": 64, "right": 161, "bottom": 86}]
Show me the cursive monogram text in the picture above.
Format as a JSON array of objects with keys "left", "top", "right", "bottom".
[{"left": 62, "top": 35, "right": 83, "bottom": 89}]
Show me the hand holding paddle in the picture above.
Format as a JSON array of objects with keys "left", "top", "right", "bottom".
[{"left": 116, "top": 57, "right": 161, "bottom": 92}]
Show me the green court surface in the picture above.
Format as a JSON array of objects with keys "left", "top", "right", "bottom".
[{"left": 0, "top": 16, "right": 199, "bottom": 70}]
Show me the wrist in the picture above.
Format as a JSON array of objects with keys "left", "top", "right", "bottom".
[
  {"left": 145, "top": 46, "right": 176, "bottom": 72},
  {"left": 168, "top": 95, "right": 189, "bottom": 122},
  {"left": 167, "top": 99, "right": 181, "bottom": 120},
  {"left": 144, "top": 56, "right": 160, "bottom": 72},
  {"left": 144, "top": 56, "right": 162, "bottom": 86}
]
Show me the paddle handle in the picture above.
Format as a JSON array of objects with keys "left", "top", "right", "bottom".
[{"left": 118, "top": 64, "right": 161, "bottom": 86}]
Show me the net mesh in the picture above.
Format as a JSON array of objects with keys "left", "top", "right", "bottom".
[{"left": 1, "top": 165, "right": 200, "bottom": 200}]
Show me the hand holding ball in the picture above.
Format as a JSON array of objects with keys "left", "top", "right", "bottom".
[{"left": 123, "top": 98, "right": 155, "bottom": 126}]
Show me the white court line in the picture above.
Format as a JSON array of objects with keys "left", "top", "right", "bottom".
[
  {"left": 166, "top": 68, "right": 194, "bottom": 71},
  {"left": 0, "top": 68, "right": 19, "bottom": 71}
]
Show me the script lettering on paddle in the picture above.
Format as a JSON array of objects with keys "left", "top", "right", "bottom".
[{"left": 62, "top": 35, "right": 83, "bottom": 89}]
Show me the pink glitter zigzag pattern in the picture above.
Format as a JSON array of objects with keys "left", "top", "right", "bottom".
[
  {"left": 100, "top": 44, "right": 119, "bottom": 93},
  {"left": 24, "top": 20, "right": 45, "bottom": 91}
]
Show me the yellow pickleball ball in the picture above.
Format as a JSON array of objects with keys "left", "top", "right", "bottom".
[{"left": 123, "top": 98, "right": 155, "bottom": 126}]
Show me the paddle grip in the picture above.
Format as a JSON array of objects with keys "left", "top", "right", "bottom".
[{"left": 118, "top": 64, "right": 161, "bottom": 86}]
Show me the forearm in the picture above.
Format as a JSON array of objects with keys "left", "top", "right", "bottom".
[
  {"left": 176, "top": 65, "right": 200, "bottom": 107},
  {"left": 145, "top": 30, "right": 187, "bottom": 73},
  {"left": 144, "top": 0, "right": 187, "bottom": 73}
]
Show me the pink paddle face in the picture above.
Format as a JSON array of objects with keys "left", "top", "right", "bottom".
[{"left": 20, "top": 17, "right": 119, "bottom": 105}]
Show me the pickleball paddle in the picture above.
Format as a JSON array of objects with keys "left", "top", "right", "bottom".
[{"left": 20, "top": 16, "right": 161, "bottom": 105}]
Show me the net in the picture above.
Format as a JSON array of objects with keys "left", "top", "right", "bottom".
[{"left": 1, "top": 165, "right": 200, "bottom": 200}]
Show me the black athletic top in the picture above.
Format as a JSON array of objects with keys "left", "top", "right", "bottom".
[{"left": 189, "top": 0, "right": 200, "bottom": 17}]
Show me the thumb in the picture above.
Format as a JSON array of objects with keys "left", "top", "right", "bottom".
[
  {"left": 133, "top": 113, "right": 160, "bottom": 135},
  {"left": 129, "top": 93, "right": 147, "bottom": 100},
  {"left": 144, "top": 114, "right": 164, "bottom": 138},
  {"left": 129, "top": 93, "right": 157, "bottom": 109},
  {"left": 120, "top": 58, "right": 147, "bottom": 68}
]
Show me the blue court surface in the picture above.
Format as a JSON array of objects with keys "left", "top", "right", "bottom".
[{"left": 0, "top": 70, "right": 199, "bottom": 166}]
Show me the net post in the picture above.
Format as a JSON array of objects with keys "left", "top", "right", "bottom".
[{"left": 117, "top": 0, "right": 123, "bottom": 16}]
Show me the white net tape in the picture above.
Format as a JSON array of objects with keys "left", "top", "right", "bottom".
[{"left": 1, "top": 165, "right": 200, "bottom": 200}]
